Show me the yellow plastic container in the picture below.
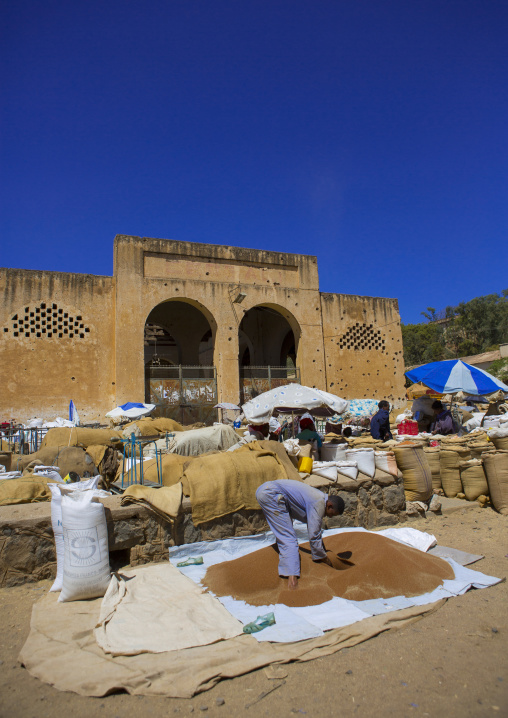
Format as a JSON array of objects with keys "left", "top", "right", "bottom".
[{"left": 298, "top": 456, "right": 313, "bottom": 473}]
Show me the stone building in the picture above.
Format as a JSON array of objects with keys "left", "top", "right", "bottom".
[{"left": 0, "top": 235, "right": 406, "bottom": 424}]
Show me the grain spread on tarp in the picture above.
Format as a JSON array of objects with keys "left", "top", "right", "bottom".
[{"left": 203, "top": 531, "right": 454, "bottom": 606}]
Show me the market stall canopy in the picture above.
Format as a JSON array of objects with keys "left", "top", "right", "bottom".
[
  {"left": 213, "top": 403, "right": 241, "bottom": 410},
  {"left": 405, "top": 360, "right": 508, "bottom": 397},
  {"left": 105, "top": 402, "right": 155, "bottom": 420},
  {"left": 242, "top": 384, "right": 348, "bottom": 425}
]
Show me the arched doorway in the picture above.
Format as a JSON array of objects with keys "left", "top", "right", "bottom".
[
  {"left": 239, "top": 305, "right": 301, "bottom": 403},
  {"left": 144, "top": 300, "right": 217, "bottom": 424}
]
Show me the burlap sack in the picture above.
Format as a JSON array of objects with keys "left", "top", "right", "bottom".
[
  {"left": 482, "top": 450, "right": 508, "bottom": 515},
  {"left": 423, "top": 447, "right": 441, "bottom": 491},
  {"left": 41, "top": 428, "right": 123, "bottom": 450},
  {"left": 490, "top": 435, "right": 508, "bottom": 451},
  {"left": 348, "top": 437, "right": 382, "bottom": 448},
  {"left": 440, "top": 436, "right": 468, "bottom": 446},
  {"left": 467, "top": 441, "right": 495, "bottom": 460},
  {"left": 459, "top": 459, "right": 489, "bottom": 501},
  {"left": 393, "top": 445, "right": 432, "bottom": 502},
  {"left": 439, "top": 446, "right": 470, "bottom": 498},
  {"left": 150, "top": 417, "right": 184, "bottom": 433},
  {"left": 0, "top": 474, "right": 53, "bottom": 506},
  {"left": 183, "top": 445, "right": 292, "bottom": 525},
  {"left": 122, "top": 419, "right": 159, "bottom": 438},
  {"left": 15, "top": 446, "right": 98, "bottom": 479}
]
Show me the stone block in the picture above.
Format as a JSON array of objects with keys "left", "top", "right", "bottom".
[
  {"left": 370, "top": 485, "right": 384, "bottom": 510},
  {"left": 382, "top": 485, "right": 406, "bottom": 513},
  {"left": 358, "top": 487, "right": 370, "bottom": 508}
]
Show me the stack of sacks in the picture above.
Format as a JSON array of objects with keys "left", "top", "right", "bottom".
[
  {"left": 482, "top": 450, "right": 508, "bottom": 515},
  {"left": 122, "top": 417, "right": 183, "bottom": 437},
  {"left": 393, "top": 444, "right": 432, "bottom": 502}
]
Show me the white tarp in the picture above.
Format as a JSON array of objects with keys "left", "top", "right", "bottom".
[
  {"left": 242, "top": 384, "right": 348, "bottom": 425},
  {"left": 168, "top": 525, "right": 501, "bottom": 644}
]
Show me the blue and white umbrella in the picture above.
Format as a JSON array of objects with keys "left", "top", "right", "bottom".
[
  {"left": 405, "top": 360, "right": 508, "bottom": 396},
  {"left": 105, "top": 402, "right": 155, "bottom": 420}
]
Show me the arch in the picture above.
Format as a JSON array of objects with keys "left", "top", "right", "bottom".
[
  {"left": 144, "top": 298, "right": 217, "bottom": 367},
  {"left": 239, "top": 303, "right": 301, "bottom": 367},
  {"left": 238, "top": 303, "right": 301, "bottom": 402},
  {"left": 144, "top": 299, "right": 218, "bottom": 423}
]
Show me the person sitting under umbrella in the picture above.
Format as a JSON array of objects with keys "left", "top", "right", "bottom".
[
  {"left": 431, "top": 400, "right": 455, "bottom": 435},
  {"left": 296, "top": 412, "right": 323, "bottom": 448}
]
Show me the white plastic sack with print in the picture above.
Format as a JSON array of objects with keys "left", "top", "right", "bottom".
[{"left": 58, "top": 488, "right": 111, "bottom": 602}]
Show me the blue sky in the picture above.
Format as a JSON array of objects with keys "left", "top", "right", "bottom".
[{"left": 1, "top": 1, "right": 507, "bottom": 324}]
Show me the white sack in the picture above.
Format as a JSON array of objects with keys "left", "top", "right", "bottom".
[
  {"left": 312, "top": 462, "right": 338, "bottom": 481},
  {"left": 59, "top": 488, "right": 111, "bottom": 602},
  {"left": 33, "top": 465, "right": 63, "bottom": 483},
  {"left": 49, "top": 477, "right": 102, "bottom": 592},
  {"left": 374, "top": 451, "right": 398, "bottom": 477},
  {"left": 345, "top": 448, "right": 376, "bottom": 478},
  {"left": 335, "top": 461, "right": 359, "bottom": 480},
  {"left": 483, "top": 416, "right": 501, "bottom": 429},
  {"left": 283, "top": 438, "right": 301, "bottom": 456},
  {"left": 320, "top": 443, "right": 348, "bottom": 462}
]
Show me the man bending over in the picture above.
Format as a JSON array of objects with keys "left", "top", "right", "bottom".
[{"left": 255, "top": 479, "right": 344, "bottom": 590}]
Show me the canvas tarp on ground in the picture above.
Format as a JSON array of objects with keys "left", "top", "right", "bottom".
[
  {"left": 19, "top": 588, "right": 445, "bottom": 698},
  {"left": 94, "top": 563, "right": 244, "bottom": 655}
]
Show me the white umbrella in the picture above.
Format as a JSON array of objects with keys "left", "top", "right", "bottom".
[{"left": 242, "top": 384, "right": 348, "bottom": 425}]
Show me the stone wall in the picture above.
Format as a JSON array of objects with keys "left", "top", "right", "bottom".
[
  {"left": 320, "top": 292, "right": 406, "bottom": 407},
  {"left": 0, "top": 472, "right": 406, "bottom": 588},
  {"left": 1, "top": 235, "right": 407, "bottom": 422},
  {"left": 0, "top": 268, "right": 116, "bottom": 423}
]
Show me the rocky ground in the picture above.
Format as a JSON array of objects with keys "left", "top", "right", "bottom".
[{"left": 0, "top": 503, "right": 507, "bottom": 718}]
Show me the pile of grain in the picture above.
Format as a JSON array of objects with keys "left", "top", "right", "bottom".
[{"left": 203, "top": 531, "right": 454, "bottom": 607}]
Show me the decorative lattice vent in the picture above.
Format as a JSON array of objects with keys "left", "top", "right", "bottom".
[
  {"left": 337, "top": 323, "right": 385, "bottom": 351},
  {"left": 3, "top": 302, "right": 90, "bottom": 339}
]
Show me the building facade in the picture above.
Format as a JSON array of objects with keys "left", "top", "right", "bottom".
[{"left": 0, "top": 235, "right": 406, "bottom": 424}]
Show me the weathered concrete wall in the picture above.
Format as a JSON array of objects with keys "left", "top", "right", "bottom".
[
  {"left": 0, "top": 474, "right": 407, "bottom": 587},
  {"left": 320, "top": 293, "right": 406, "bottom": 407},
  {"left": 114, "top": 235, "right": 327, "bottom": 406},
  {"left": 1, "top": 236, "right": 407, "bottom": 420},
  {"left": 0, "top": 269, "right": 116, "bottom": 423}
]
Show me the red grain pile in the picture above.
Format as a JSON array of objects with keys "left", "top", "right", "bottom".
[{"left": 203, "top": 531, "right": 454, "bottom": 607}]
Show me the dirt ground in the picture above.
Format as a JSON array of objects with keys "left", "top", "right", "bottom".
[{"left": 1, "top": 504, "right": 507, "bottom": 718}]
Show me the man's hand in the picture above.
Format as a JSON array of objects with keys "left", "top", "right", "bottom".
[{"left": 288, "top": 575, "right": 299, "bottom": 590}]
